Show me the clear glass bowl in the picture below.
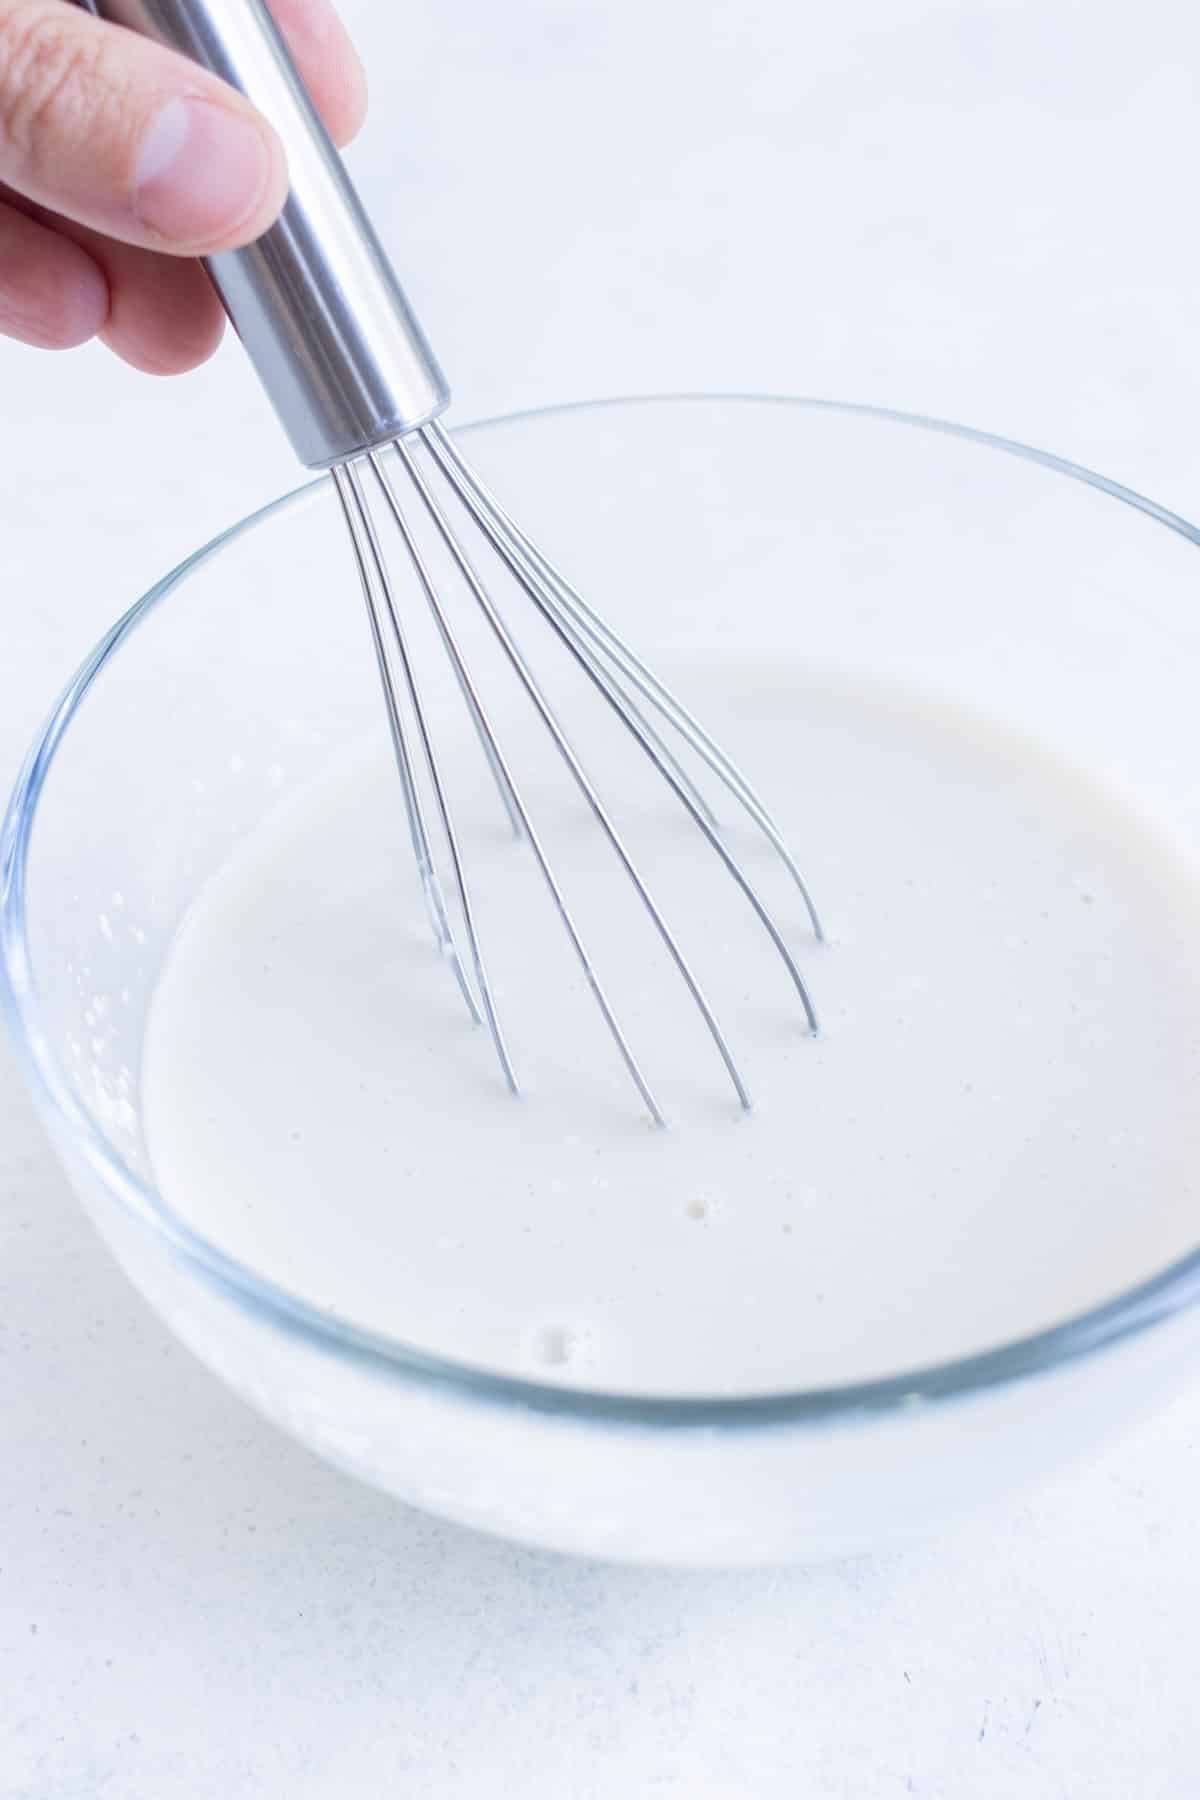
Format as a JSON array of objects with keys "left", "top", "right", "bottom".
[{"left": 5, "top": 395, "right": 1200, "bottom": 1567}]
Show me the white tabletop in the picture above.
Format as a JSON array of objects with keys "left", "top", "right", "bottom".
[{"left": 4, "top": 3, "right": 1200, "bottom": 1793}]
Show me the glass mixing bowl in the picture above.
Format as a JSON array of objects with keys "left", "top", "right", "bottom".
[{"left": 5, "top": 395, "right": 1200, "bottom": 1567}]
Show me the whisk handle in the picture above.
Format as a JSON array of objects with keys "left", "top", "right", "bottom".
[{"left": 76, "top": 0, "right": 450, "bottom": 467}]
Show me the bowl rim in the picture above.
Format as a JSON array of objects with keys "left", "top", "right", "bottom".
[{"left": 5, "top": 389, "right": 1200, "bottom": 1431}]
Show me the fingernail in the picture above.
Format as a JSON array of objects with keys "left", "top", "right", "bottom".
[{"left": 134, "top": 97, "right": 278, "bottom": 247}]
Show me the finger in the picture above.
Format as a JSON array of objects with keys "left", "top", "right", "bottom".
[
  {"left": 265, "top": 0, "right": 367, "bottom": 148},
  {"left": 0, "top": 178, "right": 223, "bottom": 368},
  {"left": 101, "top": 252, "right": 223, "bottom": 373},
  {"left": 0, "top": 0, "right": 289, "bottom": 255},
  {"left": 92, "top": 232, "right": 226, "bottom": 373},
  {"left": 0, "top": 193, "right": 108, "bottom": 347}
]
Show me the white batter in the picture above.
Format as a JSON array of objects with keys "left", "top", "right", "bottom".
[{"left": 142, "top": 657, "right": 1200, "bottom": 1393}]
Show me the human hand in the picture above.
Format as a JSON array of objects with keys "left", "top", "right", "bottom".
[{"left": 0, "top": 0, "right": 365, "bottom": 371}]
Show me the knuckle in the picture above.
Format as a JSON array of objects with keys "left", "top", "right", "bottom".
[{"left": 0, "top": 5, "right": 107, "bottom": 173}]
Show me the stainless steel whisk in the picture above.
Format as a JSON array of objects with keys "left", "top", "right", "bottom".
[{"left": 81, "top": 0, "right": 823, "bottom": 1124}]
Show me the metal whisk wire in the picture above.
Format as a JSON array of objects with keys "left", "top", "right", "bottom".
[
  {"left": 426, "top": 422, "right": 825, "bottom": 945},
  {"left": 333, "top": 428, "right": 821, "bottom": 1126},
  {"left": 333, "top": 461, "right": 516, "bottom": 1095}
]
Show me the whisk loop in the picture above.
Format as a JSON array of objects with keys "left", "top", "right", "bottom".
[{"left": 334, "top": 426, "right": 823, "bottom": 1126}]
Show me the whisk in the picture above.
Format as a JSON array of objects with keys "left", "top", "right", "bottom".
[{"left": 80, "top": 0, "right": 823, "bottom": 1123}]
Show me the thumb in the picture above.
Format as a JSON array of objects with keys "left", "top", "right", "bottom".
[{"left": 0, "top": 0, "right": 289, "bottom": 255}]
